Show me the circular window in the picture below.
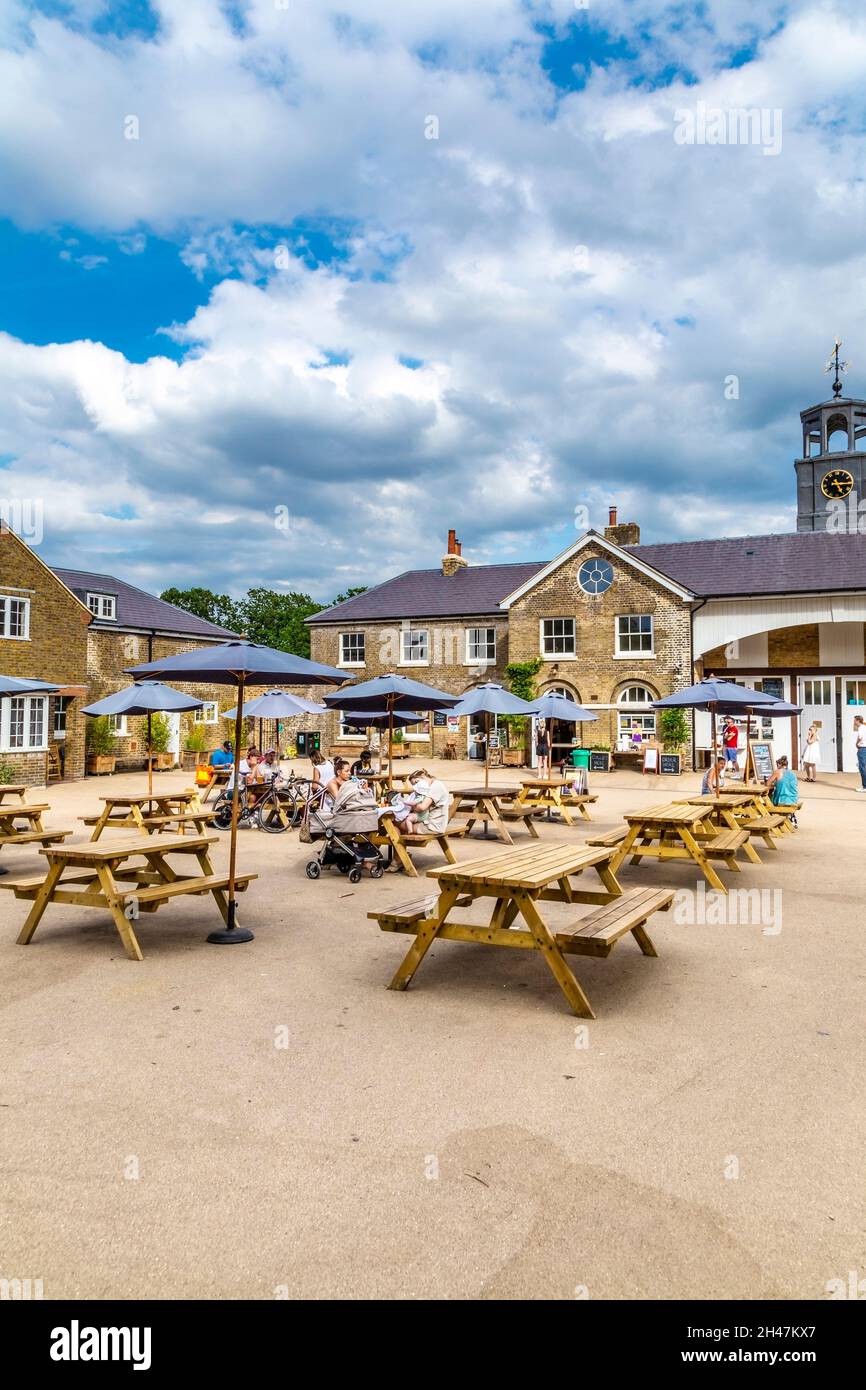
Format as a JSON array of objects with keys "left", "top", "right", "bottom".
[{"left": 578, "top": 557, "right": 613, "bottom": 595}]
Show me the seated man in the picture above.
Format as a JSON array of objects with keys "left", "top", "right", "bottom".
[
  {"left": 259, "top": 749, "right": 280, "bottom": 782},
  {"left": 402, "top": 769, "right": 450, "bottom": 835},
  {"left": 350, "top": 748, "right": 375, "bottom": 779},
  {"left": 210, "top": 740, "right": 233, "bottom": 767}
]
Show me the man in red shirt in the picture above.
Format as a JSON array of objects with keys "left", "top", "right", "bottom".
[{"left": 722, "top": 717, "right": 740, "bottom": 778}]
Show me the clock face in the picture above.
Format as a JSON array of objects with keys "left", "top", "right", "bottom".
[{"left": 821, "top": 468, "right": 854, "bottom": 499}]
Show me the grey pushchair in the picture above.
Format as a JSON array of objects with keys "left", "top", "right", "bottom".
[{"left": 304, "top": 781, "right": 388, "bottom": 883}]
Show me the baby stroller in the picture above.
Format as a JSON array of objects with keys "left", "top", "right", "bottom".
[{"left": 304, "top": 781, "right": 388, "bottom": 883}]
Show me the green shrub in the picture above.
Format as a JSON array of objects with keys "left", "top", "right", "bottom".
[
  {"left": 148, "top": 712, "right": 171, "bottom": 754},
  {"left": 86, "top": 716, "right": 116, "bottom": 756},
  {"left": 659, "top": 708, "right": 689, "bottom": 750},
  {"left": 184, "top": 723, "right": 209, "bottom": 752},
  {"left": 0, "top": 761, "right": 15, "bottom": 784}
]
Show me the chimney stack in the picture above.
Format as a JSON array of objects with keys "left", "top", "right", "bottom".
[
  {"left": 442, "top": 528, "right": 468, "bottom": 576},
  {"left": 604, "top": 504, "right": 640, "bottom": 546}
]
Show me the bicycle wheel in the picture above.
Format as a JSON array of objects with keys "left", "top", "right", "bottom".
[{"left": 257, "top": 796, "right": 289, "bottom": 834}]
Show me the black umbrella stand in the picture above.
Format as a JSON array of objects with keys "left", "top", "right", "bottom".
[{"left": 207, "top": 672, "right": 254, "bottom": 945}]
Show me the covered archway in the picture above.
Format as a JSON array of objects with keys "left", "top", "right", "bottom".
[{"left": 538, "top": 680, "right": 588, "bottom": 766}]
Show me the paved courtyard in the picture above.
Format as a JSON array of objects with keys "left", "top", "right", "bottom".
[{"left": 1, "top": 761, "right": 864, "bottom": 1300}]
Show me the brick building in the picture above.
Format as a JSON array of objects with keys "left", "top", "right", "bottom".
[
  {"left": 308, "top": 389, "right": 866, "bottom": 773},
  {"left": 0, "top": 526, "right": 236, "bottom": 785}
]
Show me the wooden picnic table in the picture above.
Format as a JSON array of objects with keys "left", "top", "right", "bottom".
[
  {"left": 0, "top": 834, "right": 256, "bottom": 961},
  {"left": 199, "top": 764, "right": 232, "bottom": 802},
  {"left": 449, "top": 785, "right": 539, "bottom": 844},
  {"left": 368, "top": 842, "right": 674, "bottom": 1018},
  {"left": 0, "top": 784, "right": 29, "bottom": 805},
  {"left": 84, "top": 790, "right": 212, "bottom": 840},
  {"left": 517, "top": 777, "right": 597, "bottom": 823},
  {"left": 601, "top": 801, "right": 751, "bottom": 893},
  {"left": 717, "top": 783, "right": 798, "bottom": 833},
  {"left": 676, "top": 796, "right": 765, "bottom": 862},
  {"left": 0, "top": 801, "right": 72, "bottom": 872},
  {"left": 370, "top": 808, "right": 467, "bottom": 876}
]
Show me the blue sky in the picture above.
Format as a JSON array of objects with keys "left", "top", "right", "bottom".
[{"left": 0, "top": 0, "right": 862, "bottom": 600}]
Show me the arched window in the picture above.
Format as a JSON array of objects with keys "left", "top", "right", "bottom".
[
  {"left": 616, "top": 683, "right": 657, "bottom": 743},
  {"left": 826, "top": 414, "right": 850, "bottom": 453},
  {"left": 542, "top": 683, "right": 583, "bottom": 703}
]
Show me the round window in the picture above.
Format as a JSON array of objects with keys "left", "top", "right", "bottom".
[{"left": 578, "top": 557, "right": 613, "bottom": 595}]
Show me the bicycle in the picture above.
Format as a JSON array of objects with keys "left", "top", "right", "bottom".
[{"left": 256, "top": 772, "right": 310, "bottom": 833}]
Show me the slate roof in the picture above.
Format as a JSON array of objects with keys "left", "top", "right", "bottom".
[
  {"left": 309, "top": 562, "right": 545, "bottom": 622},
  {"left": 53, "top": 568, "right": 237, "bottom": 639},
  {"left": 307, "top": 530, "right": 866, "bottom": 623},
  {"left": 628, "top": 531, "right": 866, "bottom": 598}
]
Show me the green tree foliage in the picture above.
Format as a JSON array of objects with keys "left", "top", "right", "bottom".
[
  {"left": 160, "top": 585, "right": 369, "bottom": 658},
  {"left": 160, "top": 587, "right": 243, "bottom": 632},
  {"left": 659, "top": 707, "right": 689, "bottom": 750}
]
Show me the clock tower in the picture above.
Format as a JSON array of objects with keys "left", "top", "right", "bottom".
[{"left": 796, "top": 342, "right": 865, "bottom": 530}]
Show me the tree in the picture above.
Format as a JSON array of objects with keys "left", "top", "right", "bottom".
[
  {"left": 331, "top": 585, "right": 368, "bottom": 606},
  {"left": 160, "top": 587, "right": 243, "bottom": 632},
  {"left": 242, "top": 588, "right": 324, "bottom": 658}
]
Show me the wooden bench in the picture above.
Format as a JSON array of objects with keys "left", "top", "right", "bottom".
[
  {"left": 0, "top": 828, "right": 72, "bottom": 847},
  {"left": 587, "top": 826, "right": 629, "bottom": 848},
  {"left": 555, "top": 887, "right": 674, "bottom": 957},
  {"left": 370, "top": 818, "right": 467, "bottom": 877},
  {"left": 371, "top": 892, "right": 473, "bottom": 930},
  {"left": 741, "top": 814, "right": 784, "bottom": 849},
  {"left": 130, "top": 872, "right": 256, "bottom": 911},
  {"left": 699, "top": 828, "right": 750, "bottom": 871}
]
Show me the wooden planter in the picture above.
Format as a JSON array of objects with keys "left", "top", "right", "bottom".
[
  {"left": 181, "top": 751, "right": 204, "bottom": 771},
  {"left": 145, "top": 752, "right": 177, "bottom": 771},
  {"left": 86, "top": 755, "right": 116, "bottom": 776},
  {"left": 502, "top": 748, "right": 526, "bottom": 767}
]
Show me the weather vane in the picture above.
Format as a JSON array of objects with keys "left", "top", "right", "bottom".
[{"left": 824, "top": 337, "right": 850, "bottom": 399}]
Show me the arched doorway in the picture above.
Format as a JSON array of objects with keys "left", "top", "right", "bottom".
[{"left": 539, "top": 683, "right": 585, "bottom": 767}]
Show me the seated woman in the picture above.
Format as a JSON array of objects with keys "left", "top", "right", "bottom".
[
  {"left": 401, "top": 769, "right": 450, "bottom": 836},
  {"left": 350, "top": 748, "right": 375, "bottom": 779},
  {"left": 701, "top": 755, "right": 726, "bottom": 796},
  {"left": 323, "top": 757, "right": 350, "bottom": 809},
  {"left": 767, "top": 756, "right": 798, "bottom": 824},
  {"left": 310, "top": 750, "right": 335, "bottom": 794}
]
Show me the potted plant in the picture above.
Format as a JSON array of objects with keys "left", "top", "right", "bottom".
[
  {"left": 502, "top": 657, "right": 543, "bottom": 766},
  {"left": 146, "top": 712, "right": 176, "bottom": 771},
  {"left": 659, "top": 709, "right": 688, "bottom": 773},
  {"left": 85, "top": 716, "right": 117, "bottom": 776},
  {"left": 181, "top": 722, "right": 209, "bottom": 771}
]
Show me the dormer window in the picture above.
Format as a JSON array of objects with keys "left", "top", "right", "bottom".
[{"left": 87, "top": 593, "right": 117, "bottom": 621}]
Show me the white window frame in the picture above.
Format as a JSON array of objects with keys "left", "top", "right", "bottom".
[
  {"left": 0, "top": 594, "right": 31, "bottom": 640},
  {"left": 86, "top": 592, "right": 117, "bottom": 621},
  {"left": 0, "top": 695, "right": 48, "bottom": 752},
  {"left": 616, "top": 684, "right": 657, "bottom": 741},
  {"left": 615, "top": 614, "right": 655, "bottom": 657},
  {"left": 403, "top": 717, "right": 431, "bottom": 742},
  {"left": 339, "top": 632, "right": 366, "bottom": 667},
  {"left": 53, "top": 695, "right": 71, "bottom": 739},
  {"left": 107, "top": 714, "right": 128, "bottom": 736},
  {"left": 194, "top": 701, "right": 219, "bottom": 725},
  {"left": 540, "top": 617, "right": 576, "bottom": 659},
  {"left": 400, "top": 627, "right": 429, "bottom": 666},
  {"left": 465, "top": 627, "right": 496, "bottom": 665}
]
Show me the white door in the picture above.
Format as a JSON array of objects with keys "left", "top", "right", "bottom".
[
  {"left": 841, "top": 678, "right": 866, "bottom": 773},
  {"left": 166, "top": 712, "right": 181, "bottom": 758},
  {"left": 797, "top": 677, "right": 837, "bottom": 772}
]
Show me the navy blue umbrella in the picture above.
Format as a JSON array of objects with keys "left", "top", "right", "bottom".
[
  {"left": 126, "top": 641, "right": 345, "bottom": 945},
  {"left": 450, "top": 683, "right": 537, "bottom": 788},
  {"left": 0, "top": 675, "right": 61, "bottom": 698},
  {"left": 82, "top": 681, "right": 204, "bottom": 799},
  {"left": 324, "top": 673, "right": 459, "bottom": 786},
  {"left": 530, "top": 691, "right": 597, "bottom": 723},
  {"left": 653, "top": 678, "right": 782, "bottom": 768}
]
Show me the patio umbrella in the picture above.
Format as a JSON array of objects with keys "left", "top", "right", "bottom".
[
  {"left": 341, "top": 708, "right": 421, "bottom": 771},
  {"left": 82, "top": 682, "right": 205, "bottom": 799},
  {"left": 126, "top": 640, "right": 345, "bottom": 945},
  {"left": 323, "top": 673, "right": 460, "bottom": 788},
  {"left": 653, "top": 678, "right": 781, "bottom": 770},
  {"left": 530, "top": 691, "right": 598, "bottom": 723},
  {"left": 0, "top": 675, "right": 61, "bottom": 697},
  {"left": 449, "top": 683, "right": 537, "bottom": 789},
  {"left": 221, "top": 688, "right": 328, "bottom": 753},
  {"left": 712, "top": 698, "right": 803, "bottom": 779}
]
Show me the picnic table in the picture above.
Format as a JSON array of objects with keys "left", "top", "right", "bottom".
[
  {"left": 593, "top": 801, "right": 752, "bottom": 893},
  {"left": 449, "top": 785, "right": 540, "bottom": 844},
  {"left": 0, "top": 801, "right": 72, "bottom": 874},
  {"left": 368, "top": 843, "right": 674, "bottom": 1017},
  {"left": 369, "top": 808, "right": 467, "bottom": 877},
  {"left": 516, "top": 777, "right": 597, "bottom": 824},
  {"left": 0, "top": 834, "right": 256, "bottom": 960},
  {"left": 718, "top": 783, "right": 798, "bottom": 833},
  {"left": 83, "top": 791, "right": 213, "bottom": 840},
  {"left": 0, "top": 784, "right": 29, "bottom": 805},
  {"left": 199, "top": 765, "right": 232, "bottom": 802}
]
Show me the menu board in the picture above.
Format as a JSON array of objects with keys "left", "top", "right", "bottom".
[
  {"left": 660, "top": 753, "right": 681, "bottom": 775},
  {"left": 761, "top": 678, "right": 784, "bottom": 701},
  {"left": 642, "top": 746, "right": 660, "bottom": 773},
  {"left": 589, "top": 751, "right": 610, "bottom": 772},
  {"left": 749, "top": 741, "right": 774, "bottom": 782},
  {"left": 433, "top": 711, "right": 448, "bottom": 727}
]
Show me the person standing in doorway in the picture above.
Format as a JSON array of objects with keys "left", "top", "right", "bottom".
[
  {"left": 722, "top": 716, "right": 740, "bottom": 778},
  {"left": 535, "top": 720, "right": 550, "bottom": 779},
  {"left": 855, "top": 716, "right": 866, "bottom": 792},
  {"left": 801, "top": 723, "right": 820, "bottom": 783}
]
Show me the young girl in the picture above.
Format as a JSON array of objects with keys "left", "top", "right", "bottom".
[{"left": 801, "top": 724, "right": 819, "bottom": 783}]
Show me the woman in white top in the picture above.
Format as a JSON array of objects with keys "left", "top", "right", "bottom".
[{"left": 801, "top": 724, "right": 819, "bottom": 783}]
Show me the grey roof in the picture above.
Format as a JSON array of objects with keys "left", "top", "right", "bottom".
[
  {"left": 308, "top": 529, "right": 866, "bottom": 624},
  {"left": 53, "top": 567, "right": 237, "bottom": 639},
  {"left": 309, "top": 562, "right": 545, "bottom": 623},
  {"left": 628, "top": 531, "right": 866, "bottom": 598}
]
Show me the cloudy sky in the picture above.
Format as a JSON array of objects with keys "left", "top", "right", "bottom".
[{"left": 1, "top": 0, "right": 864, "bottom": 602}]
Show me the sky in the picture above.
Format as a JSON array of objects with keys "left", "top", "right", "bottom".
[{"left": 1, "top": 0, "right": 865, "bottom": 602}]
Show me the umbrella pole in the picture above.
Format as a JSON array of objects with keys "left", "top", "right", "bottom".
[
  {"left": 711, "top": 702, "right": 718, "bottom": 784},
  {"left": 388, "top": 701, "right": 394, "bottom": 791},
  {"left": 484, "top": 711, "right": 490, "bottom": 791},
  {"left": 147, "top": 711, "right": 153, "bottom": 801},
  {"left": 207, "top": 674, "right": 254, "bottom": 945}
]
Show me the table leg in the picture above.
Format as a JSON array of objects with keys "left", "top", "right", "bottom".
[
  {"left": 680, "top": 826, "right": 727, "bottom": 894},
  {"left": 435, "top": 833, "right": 458, "bottom": 865},
  {"left": 481, "top": 798, "right": 513, "bottom": 845},
  {"left": 552, "top": 792, "right": 575, "bottom": 826},
  {"left": 596, "top": 861, "right": 624, "bottom": 899},
  {"left": 89, "top": 805, "right": 112, "bottom": 841},
  {"left": 610, "top": 823, "right": 641, "bottom": 872},
  {"left": 516, "top": 892, "right": 595, "bottom": 1018},
  {"left": 16, "top": 860, "right": 64, "bottom": 945},
  {"left": 720, "top": 808, "right": 762, "bottom": 863},
  {"left": 388, "top": 887, "right": 460, "bottom": 992},
  {"left": 96, "top": 864, "right": 144, "bottom": 961}
]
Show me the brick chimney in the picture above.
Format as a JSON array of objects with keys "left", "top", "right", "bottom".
[
  {"left": 442, "top": 528, "right": 468, "bottom": 576},
  {"left": 604, "top": 505, "right": 640, "bottom": 546}
]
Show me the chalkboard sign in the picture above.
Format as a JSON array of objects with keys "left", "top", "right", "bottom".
[
  {"left": 761, "top": 678, "right": 784, "bottom": 702},
  {"left": 660, "top": 752, "right": 681, "bottom": 776},
  {"left": 589, "top": 750, "right": 610, "bottom": 772},
  {"left": 433, "top": 711, "right": 448, "bottom": 727},
  {"left": 749, "top": 741, "right": 774, "bottom": 783}
]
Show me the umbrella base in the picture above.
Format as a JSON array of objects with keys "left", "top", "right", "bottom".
[{"left": 206, "top": 926, "right": 255, "bottom": 945}]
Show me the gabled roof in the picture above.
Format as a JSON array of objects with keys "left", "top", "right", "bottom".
[
  {"left": 628, "top": 531, "right": 866, "bottom": 598},
  {"left": 498, "top": 531, "right": 695, "bottom": 607},
  {"left": 308, "top": 562, "right": 544, "bottom": 623},
  {"left": 52, "top": 568, "right": 237, "bottom": 639}
]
